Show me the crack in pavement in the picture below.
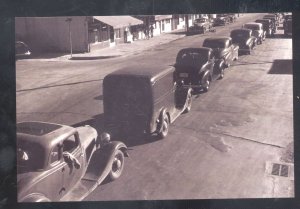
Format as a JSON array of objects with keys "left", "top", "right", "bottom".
[{"left": 173, "top": 124, "right": 283, "bottom": 149}]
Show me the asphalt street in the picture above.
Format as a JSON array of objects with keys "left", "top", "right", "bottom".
[{"left": 16, "top": 13, "right": 293, "bottom": 200}]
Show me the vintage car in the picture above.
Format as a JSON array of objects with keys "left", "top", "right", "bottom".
[
  {"left": 263, "top": 15, "right": 277, "bottom": 33},
  {"left": 187, "top": 18, "right": 213, "bottom": 35},
  {"left": 173, "top": 47, "right": 225, "bottom": 93},
  {"left": 17, "top": 121, "right": 128, "bottom": 202},
  {"left": 214, "top": 14, "right": 229, "bottom": 26},
  {"left": 103, "top": 67, "right": 192, "bottom": 139},
  {"left": 15, "top": 41, "right": 31, "bottom": 59},
  {"left": 284, "top": 18, "right": 292, "bottom": 37},
  {"left": 227, "top": 14, "right": 237, "bottom": 23},
  {"left": 243, "top": 22, "right": 266, "bottom": 44},
  {"left": 230, "top": 29, "right": 257, "bottom": 55},
  {"left": 202, "top": 37, "right": 239, "bottom": 68},
  {"left": 255, "top": 19, "right": 274, "bottom": 37}
]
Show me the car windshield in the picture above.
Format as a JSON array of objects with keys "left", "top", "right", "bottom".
[
  {"left": 244, "top": 24, "right": 260, "bottom": 30},
  {"left": 231, "top": 30, "right": 250, "bottom": 40},
  {"left": 17, "top": 140, "right": 46, "bottom": 172},
  {"left": 176, "top": 50, "right": 208, "bottom": 67},
  {"left": 203, "top": 39, "right": 226, "bottom": 48}
]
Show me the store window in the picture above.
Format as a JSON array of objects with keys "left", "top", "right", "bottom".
[{"left": 115, "top": 29, "right": 121, "bottom": 39}]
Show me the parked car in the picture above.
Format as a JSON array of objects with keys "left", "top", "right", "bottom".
[
  {"left": 230, "top": 29, "right": 257, "bottom": 55},
  {"left": 103, "top": 67, "right": 193, "bottom": 139},
  {"left": 255, "top": 19, "right": 274, "bottom": 37},
  {"left": 284, "top": 18, "right": 292, "bottom": 37},
  {"left": 227, "top": 14, "right": 237, "bottom": 23},
  {"left": 15, "top": 41, "right": 31, "bottom": 59},
  {"left": 214, "top": 14, "right": 229, "bottom": 26},
  {"left": 263, "top": 15, "right": 277, "bottom": 34},
  {"left": 202, "top": 37, "right": 239, "bottom": 68},
  {"left": 264, "top": 14, "right": 279, "bottom": 26},
  {"left": 243, "top": 22, "right": 265, "bottom": 44},
  {"left": 17, "top": 121, "right": 128, "bottom": 202},
  {"left": 187, "top": 18, "right": 213, "bottom": 35},
  {"left": 173, "top": 47, "right": 224, "bottom": 93}
]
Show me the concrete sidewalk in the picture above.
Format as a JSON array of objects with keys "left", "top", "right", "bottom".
[{"left": 60, "top": 29, "right": 186, "bottom": 61}]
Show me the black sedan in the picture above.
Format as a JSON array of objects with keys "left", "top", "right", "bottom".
[
  {"left": 203, "top": 37, "right": 239, "bottom": 68},
  {"left": 173, "top": 47, "right": 224, "bottom": 92},
  {"left": 230, "top": 29, "right": 257, "bottom": 55}
]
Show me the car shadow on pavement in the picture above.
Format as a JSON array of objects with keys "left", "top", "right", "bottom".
[
  {"left": 71, "top": 114, "right": 160, "bottom": 147},
  {"left": 268, "top": 59, "right": 293, "bottom": 74}
]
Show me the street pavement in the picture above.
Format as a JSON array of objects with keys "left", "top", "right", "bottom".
[{"left": 16, "top": 13, "right": 294, "bottom": 200}]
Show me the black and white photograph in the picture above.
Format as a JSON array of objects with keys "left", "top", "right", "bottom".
[{"left": 15, "top": 12, "right": 293, "bottom": 202}]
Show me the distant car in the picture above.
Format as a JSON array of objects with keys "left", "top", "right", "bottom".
[
  {"left": 15, "top": 41, "right": 31, "bottom": 59},
  {"left": 263, "top": 15, "right": 277, "bottom": 34},
  {"left": 284, "top": 18, "right": 292, "bottom": 37},
  {"left": 243, "top": 22, "right": 265, "bottom": 44},
  {"left": 214, "top": 14, "right": 229, "bottom": 26},
  {"left": 255, "top": 19, "right": 274, "bottom": 37},
  {"left": 230, "top": 29, "right": 257, "bottom": 55},
  {"left": 187, "top": 18, "right": 212, "bottom": 35},
  {"left": 173, "top": 47, "right": 224, "bottom": 92},
  {"left": 17, "top": 121, "right": 128, "bottom": 202},
  {"left": 203, "top": 37, "right": 239, "bottom": 68},
  {"left": 227, "top": 14, "right": 237, "bottom": 23}
]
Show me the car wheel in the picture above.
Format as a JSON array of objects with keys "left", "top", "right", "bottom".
[
  {"left": 158, "top": 114, "right": 169, "bottom": 139},
  {"left": 109, "top": 149, "right": 125, "bottom": 181},
  {"left": 183, "top": 91, "right": 192, "bottom": 113},
  {"left": 202, "top": 77, "right": 210, "bottom": 92},
  {"left": 218, "top": 67, "right": 225, "bottom": 80}
]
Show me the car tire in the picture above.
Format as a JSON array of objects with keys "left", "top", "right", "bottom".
[
  {"left": 202, "top": 77, "right": 210, "bottom": 92},
  {"left": 183, "top": 91, "right": 192, "bottom": 113},
  {"left": 218, "top": 67, "right": 225, "bottom": 80},
  {"left": 158, "top": 114, "right": 169, "bottom": 139},
  {"left": 109, "top": 149, "right": 125, "bottom": 181}
]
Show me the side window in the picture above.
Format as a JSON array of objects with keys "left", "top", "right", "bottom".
[
  {"left": 50, "top": 145, "right": 60, "bottom": 164},
  {"left": 63, "top": 134, "right": 79, "bottom": 153}
]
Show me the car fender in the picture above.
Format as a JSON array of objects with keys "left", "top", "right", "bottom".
[
  {"left": 215, "top": 59, "right": 226, "bottom": 71},
  {"left": 200, "top": 70, "right": 211, "bottom": 84},
  {"left": 20, "top": 193, "right": 50, "bottom": 202},
  {"left": 157, "top": 108, "right": 168, "bottom": 133},
  {"left": 83, "top": 141, "right": 128, "bottom": 185}
]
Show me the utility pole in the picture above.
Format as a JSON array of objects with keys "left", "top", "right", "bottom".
[
  {"left": 185, "top": 15, "right": 189, "bottom": 33},
  {"left": 65, "top": 17, "right": 73, "bottom": 58}
]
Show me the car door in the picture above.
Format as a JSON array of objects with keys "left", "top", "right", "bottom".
[{"left": 61, "top": 133, "right": 85, "bottom": 196}]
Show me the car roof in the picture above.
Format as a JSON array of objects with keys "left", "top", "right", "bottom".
[
  {"left": 203, "top": 37, "right": 232, "bottom": 42},
  {"left": 231, "top": 28, "right": 252, "bottom": 33},
  {"left": 106, "top": 66, "right": 175, "bottom": 84},
  {"left": 255, "top": 19, "right": 271, "bottom": 22},
  {"left": 245, "top": 22, "right": 262, "bottom": 26},
  {"left": 17, "top": 121, "right": 76, "bottom": 149}
]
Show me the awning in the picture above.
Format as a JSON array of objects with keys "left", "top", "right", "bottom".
[
  {"left": 93, "top": 16, "right": 143, "bottom": 28},
  {"left": 155, "top": 15, "right": 172, "bottom": 21}
]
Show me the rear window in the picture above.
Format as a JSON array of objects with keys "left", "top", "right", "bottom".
[
  {"left": 176, "top": 50, "right": 209, "bottom": 67},
  {"left": 244, "top": 24, "right": 260, "bottom": 30},
  {"left": 231, "top": 30, "right": 250, "bottom": 39},
  {"left": 203, "top": 40, "right": 226, "bottom": 48},
  {"left": 17, "top": 122, "right": 61, "bottom": 136}
]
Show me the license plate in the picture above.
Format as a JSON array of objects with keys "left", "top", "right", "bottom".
[{"left": 179, "top": 73, "right": 188, "bottom": 78}]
